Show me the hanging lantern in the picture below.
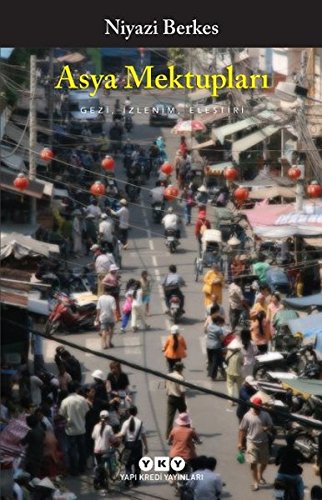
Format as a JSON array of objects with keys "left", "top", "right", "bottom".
[
  {"left": 40, "top": 147, "right": 55, "bottom": 161},
  {"left": 224, "top": 167, "right": 238, "bottom": 181},
  {"left": 101, "top": 155, "right": 115, "bottom": 171},
  {"left": 164, "top": 185, "right": 179, "bottom": 201},
  {"left": 160, "top": 162, "right": 173, "bottom": 176},
  {"left": 233, "top": 187, "right": 249, "bottom": 202},
  {"left": 287, "top": 166, "right": 301, "bottom": 180},
  {"left": 90, "top": 181, "right": 106, "bottom": 197},
  {"left": 13, "top": 173, "right": 29, "bottom": 191},
  {"left": 307, "top": 181, "right": 322, "bottom": 198}
]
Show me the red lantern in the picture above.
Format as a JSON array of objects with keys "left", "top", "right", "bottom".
[
  {"left": 101, "top": 155, "right": 115, "bottom": 171},
  {"left": 224, "top": 167, "right": 238, "bottom": 181},
  {"left": 13, "top": 173, "right": 29, "bottom": 191},
  {"left": 160, "top": 162, "right": 173, "bottom": 176},
  {"left": 164, "top": 185, "right": 179, "bottom": 201},
  {"left": 307, "top": 182, "right": 322, "bottom": 198},
  {"left": 234, "top": 187, "right": 249, "bottom": 202},
  {"left": 288, "top": 166, "right": 301, "bottom": 180},
  {"left": 40, "top": 147, "right": 55, "bottom": 161},
  {"left": 90, "top": 181, "right": 106, "bottom": 197}
]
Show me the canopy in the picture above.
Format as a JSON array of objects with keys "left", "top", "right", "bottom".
[
  {"left": 254, "top": 225, "right": 322, "bottom": 239},
  {"left": 232, "top": 125, "right": 281, "bottom": 163},
  {"left": 281, "top": 378, "right": 322, "bottom": 398},
  {"left": 249, "top": 186, "right": 296, "bottom": 200},
  {"left": 283, "top": 293, "right": 322, "bottom": 311},
  {"left": 288, "top": 312, "right": 322, "bottom": 359},
  {"left": 56, "top": 52, "right": 86, "bottom": 63},
  {"left": 242, "top": 202, "right": 322, "bottom": 230},
  {"left": 238, "top": 172, "right": 294, "bottom": 189},
  {"left": 191, "top": 139, "right": 215, "bottom": 150},
  {"left": 207, "top": 161, "right": 234, "bottom": 175},
  {"left": 0, "top": 233, "right": 60, "bottom": 260}
]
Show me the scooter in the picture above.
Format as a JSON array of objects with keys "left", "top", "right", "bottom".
[
  {"left": 165, "top": 229, "right": 180, "bottom": 253},
  {"left": 45, "top": 292, "right": 96, "bottom": 335},
  {"left": 169, "top": 294, "right": 184, "bottom": 323}
]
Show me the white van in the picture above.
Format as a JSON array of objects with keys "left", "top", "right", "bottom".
[{"left": 68, "top": 90, "right": 105, "bottom": 134}]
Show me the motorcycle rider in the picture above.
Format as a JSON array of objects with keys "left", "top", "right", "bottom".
[
  {"left": 162, "top": 264, "right": 185, "bottom": 313},
  {"left": 162, "top": 207, "right": 182, "bottom": 240},
  {"left": 98, "top": 213, "right": 114, "bottom": 253},
  {"left": 150, "top": 181, "right": 166, "bottom": 215},
  {"left": 274, "top": 434, "right": 305, "bottom": 500}
]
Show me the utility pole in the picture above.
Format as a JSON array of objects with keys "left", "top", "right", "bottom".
[
  {"left": 48, "top": 48, "right": 54, "bottom": 149},
  {"left": 295, "top": 49, "right": 308, "bottom": 213},
  {"left": 29, "top": 54, "right": 37, "bottom": 226}
]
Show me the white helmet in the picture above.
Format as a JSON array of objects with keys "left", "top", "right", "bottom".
[{"left": 91, "top": 369, "right": 105, "bottom": 381}]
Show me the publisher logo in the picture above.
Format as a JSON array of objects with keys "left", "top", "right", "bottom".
[{"left": 139, "top": 456, "right": 185, "bottom": 472}]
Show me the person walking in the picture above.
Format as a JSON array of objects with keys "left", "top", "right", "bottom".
[
  {"left": 195, "top": 210, "right": 211, "bottom": 255},
  {"left": 59, "top": 381, "right": 89, "bottom": 476},
  {"left": 204, "top": 312, "right": 225, "bottom": 381},
  {"left": 140, "top": 270, "right": 152, "bottom": 316},
  {"left": 168, "top": 412, "right": 201, "bottom": 464},
  {"left": 275, "top": 434, "right": 305, "bottom": 500},
  {"left": 238, "top": 396, "right": 273, "bottom": 492},
  {"left": 131, "top": 282, "right": 150, "bottom": 332},
  {"left": 165, "top": 361, "right": 187, "bottom": 439},
  {"left": 91, "top": 245, "right": 116, "bottom": 297},
  {"left": 225, "top": 336, "right": 244, "bottom": 406},
  {"left": 110, "top": 199, "right": 129, "bottom": 250},
  {"left": 240, "top": 328, "right": 258, "bottom": 377},
  {"left": 120, "top": 289, "right": 134, "bottom": 334},
  {"left": 115, "top": 406, "right": 148, "bottom": 488},
  {"left": 202, "top": 263, "right": 224, "bottom": 307},
  {"left": 228, "top": 277, "right": 249, "bottom": 330},
  {"left": 102, "top": 264, "right": 121, "bottom": 321},
  {"left": 72, "top": 209, "right": 83, "bottom": 257},
  {"left": 236, "top": 376, "right": 258, "bottom": 424},
  {"left": 250, "top": 310, "right": 271, "bottom": 354},
  {"left": 96, "top": 288, "right": 118, "bottom": 349},
  {"left": 162, "top": 325, "right": 187, "bottom": 372},
  {"left": 91, "top": 410, "right": 117, "bottom": 466}
]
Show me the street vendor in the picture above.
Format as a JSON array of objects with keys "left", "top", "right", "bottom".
[{"left": 202, "top": 262, "right": 225, "bottom": 306}]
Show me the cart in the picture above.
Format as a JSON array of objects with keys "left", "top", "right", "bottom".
[{"left": 194, "top": 229, "right": 223, "bottom": 282}]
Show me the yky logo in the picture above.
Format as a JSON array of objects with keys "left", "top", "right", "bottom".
[{"left": 139, "top": 456, "right": 185, "bottom": 472}]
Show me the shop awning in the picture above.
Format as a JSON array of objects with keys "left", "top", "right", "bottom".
[
  {"left": 282, "top": 379, "right": 322, "bottom": 398},
  {"left": 11, "top": 114, "right": 53, "bottom": 137},
  {"left": 254, "top": 225, "right": 322, "bottom": 239},
  {"left": 191, "top": 139, "right": 215, "bottom": 150},
  {"left": 232, "top": 124, "right": 281, "bottom": 163},
  {"left": 1, "top": 233, "right": 60, "bottom": 260},
  {"left": 207, "top": 161, "right": 234, "bottom": 175},
  {"left": 0, "top": 168, "right": 54, "bottom": 199},
  {"left": 2, "top": 123, "right": 47, "bottom": 167},
  {"left": 1, "top": 146, "right": 26, "bottom": 171},
  {"left": 249, "top": 186, "right": 296, "bottom": 200},
  {"left": 199, "top": 111, "right": 229, "bottom": 125},
  {"left": 283, "top": 293, "right": 322, "bottom": 311},
  {"left": 213, "top": 110, "right": 284, "bottom": 145}
]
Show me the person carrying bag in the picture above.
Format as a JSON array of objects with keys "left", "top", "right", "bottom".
[{"left": 115, "top": 406, "right": 148, "bottom": 488}]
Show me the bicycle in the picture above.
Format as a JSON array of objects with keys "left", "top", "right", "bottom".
[{"left": 93, "top": 447, "right": 124, "bottom": 491}]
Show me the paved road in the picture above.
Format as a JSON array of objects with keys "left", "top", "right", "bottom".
[{"left": 42, "top": 90, "right": 319, "bottom": 499}]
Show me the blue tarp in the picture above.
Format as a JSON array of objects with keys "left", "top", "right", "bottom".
[
  {"left": 283, "top": 293, "right": 322, "bottom": 310},
  {"left": 288, "top": 312, "right": 322, "bottom": 359}
]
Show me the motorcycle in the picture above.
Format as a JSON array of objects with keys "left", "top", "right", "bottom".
[
  {"left": 125, "top": 181, "right": 140, "bottom": 202},
  {"left": 165, "top": 229, "right": 180, "bottom": 253},
  {"left": 45, "top": 292, "right": 96, "bottom": 335},
  {"left": 152, "top": 203, "right": 163, "bottom": 223},
  {"left": 253, "top": 344, "right": 318, "bottom": 381},
  {"left": 169, "top": 293, "right": 184, "bottom": 322}
]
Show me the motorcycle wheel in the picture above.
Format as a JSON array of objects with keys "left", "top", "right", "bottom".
[
  {"left": 169, "top": 242, "right": 175, "bottom": 253},
  {"left": 45, "top": 320, "right": 60, "bottom": 336}
]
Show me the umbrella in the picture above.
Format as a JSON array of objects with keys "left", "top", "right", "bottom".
[{"left": 171, "top": 119, "right": 206, "bottom": 135}]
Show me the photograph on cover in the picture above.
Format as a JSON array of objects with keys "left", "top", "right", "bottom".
[{"left": 1, "top": 46, "right": 322, "bottom": 500}]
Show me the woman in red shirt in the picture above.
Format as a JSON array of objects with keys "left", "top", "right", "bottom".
[{"left": 168, "top": 412, "right": 201, "bottom": 463}]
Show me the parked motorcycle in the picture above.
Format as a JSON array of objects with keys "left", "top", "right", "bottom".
[
  {"left": 45, "top": 292, "right": 96, "bottom": 335},
  {"left": 253, "top": 345, "right": 317, "bottom": 381},
  {"left": 165, "top": 229, "right": 180, "bottom": 253}
]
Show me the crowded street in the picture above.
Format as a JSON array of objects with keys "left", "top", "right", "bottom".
[{"left": 1, "top": 47, "right": 322, "bottom": 500}]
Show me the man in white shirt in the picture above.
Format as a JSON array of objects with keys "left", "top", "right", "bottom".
[
  {"left": 165, "top": 361, "right": 187, "bottom": 438},
  {"left": 59, "top": 381, "right": 89, "bottom": 476},
  {"left": 150, "top": 182, "right": 165, "bottom": 206},
  {"left": 110, "top": 199, "right": 129, "bottom": 249},
  {"left": 96, "top": 289, "right": 117, "bottom": 349},
  {"left": 86, "top": 199, "right": 101, "bottom": 227},
  {"left": 162, "top": 207, "right": 181, "bottom": 238},
  {"left": 91, "top": 245, "right": 116, "bottom": 296},
  {"left": 98, "top": 213, "right": 114, "bottom": 251},
  {"left": 228, "top": 278, "right": 249, "bottom": 329}
]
